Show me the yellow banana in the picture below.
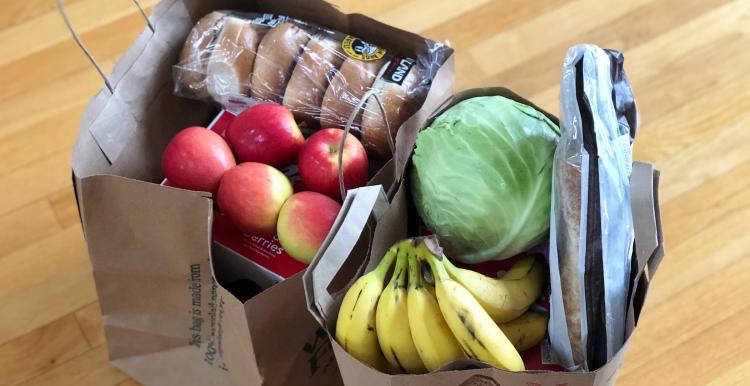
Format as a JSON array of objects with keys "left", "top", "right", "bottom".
[
  {"left": 442, "top": 255, "right": 545, "bottom": 323},
  {"left": 416, "top": 237, "right": 525, "bottom": 372},
  {"left": 375, "top": 246, "right": 427, "bottom": 373},
  {"left": 407, "top": 248, "right": 466, "bottom": 371},
  {"left": 498, "top": 311, "right": 549, "bottom": 352},
  {"left": 335, "top": 241, "right": 404, "bottom": 372}
]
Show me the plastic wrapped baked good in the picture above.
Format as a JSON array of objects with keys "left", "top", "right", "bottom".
[
  {"left": 361, "top": 58, "right": 423, "bottom": 159},
  {"left": 319, "top": 55, "right": 387, "bottom": 133},
  {"left": 250, "top": 21, "right": 312, "bottom": 102},
  {"left": 282, "top": 34, "right": 344, "bottom": 125},
  {"left": 548, "top": 44, "right": 638, "bottom": 372},
  {"left": 173, "top": 11, "right": 227, "bottom": 100},
  {"left": 205, "top": 16, "right": 268, "bottom": 101},
  {"left": 173, "top": 11, "right": 448, "bottom": 160}
]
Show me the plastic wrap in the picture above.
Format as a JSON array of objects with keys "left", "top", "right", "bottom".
[
  {"left": 548, "top": 44, "right": 638, "bottom": 371},
  {"left": 173, "top": 11, "right": 448, "bottom": 160}
]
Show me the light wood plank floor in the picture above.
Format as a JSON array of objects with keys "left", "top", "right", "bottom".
[{"left": 1, "top": 0, "right": 748, "bottom": 384}]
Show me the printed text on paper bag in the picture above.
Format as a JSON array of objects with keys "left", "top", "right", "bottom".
[{"left": 188, "top": 263, "right": 230, "bottom": 372}]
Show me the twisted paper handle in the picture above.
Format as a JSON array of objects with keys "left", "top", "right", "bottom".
[
  {"left": 56, "top": 0, "right": 154, "bottom": 94},
  {"left": 337, "top": 62, "right": 395, "bottom": 200}
]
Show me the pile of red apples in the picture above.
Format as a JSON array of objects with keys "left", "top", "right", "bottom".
[{"left": 161, "top": 103, "right": 369, "bottom": 264}]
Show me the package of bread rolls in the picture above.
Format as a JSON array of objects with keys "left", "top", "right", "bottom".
[{"left": 173, "top": 11, "right": 449, "bottom": 160}]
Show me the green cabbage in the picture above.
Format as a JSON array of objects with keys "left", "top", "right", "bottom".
[{"left": 410, "top": 96, "right": 560, "bottom": 263}]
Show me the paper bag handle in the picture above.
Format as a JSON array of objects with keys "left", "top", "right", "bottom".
[
  {"left": 626, "top": 163, "right": 664, "bottom": 331},
  {"left": 645, "top": 170, "right": 664, "bottom": 277},
  {"left": 338, "top": 64, "right": 395, "bottom": 200},
  {"left": 56, "top": 0, "right": 154, "bottom": 94},
  {"left": 630, "top": 163, "right": 663, "bottom": 279},
  {"left": 307, "top": 186, "right": 389, "bottom": 324}
]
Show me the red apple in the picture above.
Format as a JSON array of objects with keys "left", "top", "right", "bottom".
[
  {"left": 161, "top": 126, "right": 236, "bottom": 192},
  {"left": 277, "top": 191, "right": 342, "bottom": 264},
  {"left": 298, "top": 128, "right": 368, "bottom": 200},
  {"left": 217, "top": 162, "right": 293, "bottom": 235},
  {"left": 226, "top": 103, "right": 304, "bottom": 169}
]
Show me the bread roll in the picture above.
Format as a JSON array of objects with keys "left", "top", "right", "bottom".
[
  {"left": 250, "top": 22, "right": 311, "bottom": 103},
  {"left": 283, "top": 36, "right": 344, "bottom": 125},
  {"left": 360, "top": 62, "right": 422, "bottom": 159},
  {"left": 174, "top": 11, "right": 225, "bottom": 99},
  {"left": 319, "top": 57, "right": 386, "bottom": 131},
  {"left": 206, "top": 17, "right": 267, "bottom": 102}
]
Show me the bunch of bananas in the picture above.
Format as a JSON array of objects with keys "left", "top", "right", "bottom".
[{"left": 335, "top": 236, "right": 548, "bottom": 374}]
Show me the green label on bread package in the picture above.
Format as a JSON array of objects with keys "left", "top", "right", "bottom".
[{"left": 341, "top": 35, "right": 387, "bottom": 61}]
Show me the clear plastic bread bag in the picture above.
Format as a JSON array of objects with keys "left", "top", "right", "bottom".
[
  {"left": 549, "top": 44, "right": 637, "bottom": 371},
  {"left": 173, "top": 11, "right": 450, "bottom": 160}
]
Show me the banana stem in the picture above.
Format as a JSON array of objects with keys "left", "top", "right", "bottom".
[
  {"left": 374, "top": 243, "right": 400, "bottom": 276},
  {"left": 391, "top": 249, "right": 408, "bottom": 289},
  {"left": 418, "top": 242, "right": 450, "bottom": 282},
  {"left": 407, "top": 250, "right": 420, "bottom": 290}
]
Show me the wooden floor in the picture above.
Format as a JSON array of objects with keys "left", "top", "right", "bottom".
[{"left": 0, "top": 0, "right": 748, "bottom": 384}]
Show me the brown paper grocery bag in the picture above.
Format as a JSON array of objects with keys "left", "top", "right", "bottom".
[
  {"left": 304, "top": 89, "right": 666, "bottom": 386},
  {"left": 79, "top": 175, "right": 343, "bottom": 385},
  {"left": 70, "top": 0, "right": 453, "bottom": 385}
]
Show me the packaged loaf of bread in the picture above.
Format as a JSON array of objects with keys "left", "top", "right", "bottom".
[
  {"left": 173, "top": 11, "right": 449, "bottom": 159},
  {"left": 548, "top": 44, "right": 638, "bottom": 372}
]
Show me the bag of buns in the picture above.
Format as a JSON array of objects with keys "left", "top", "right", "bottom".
[{"left": 173, "top": 11, "right": 448, "bottom": 160}]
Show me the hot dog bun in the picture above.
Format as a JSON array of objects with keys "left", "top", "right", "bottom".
[
  {"left": 361, "top": 62, "right": 423, "bottom": 159},
  {"left": 250, "top": 22, "right": 311, "bottom": 103},
  {"left": 319, "top": 56, "right": 386, "bottom": 131},
  {"left": 283, "top": 36, "right": 344, "bottom": 125},
  {"left": 174, "top": 11, "right": 226, "bottom": 99},
  {"left": 205, "top": 17, "right": 268, "bottom": 102}
]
